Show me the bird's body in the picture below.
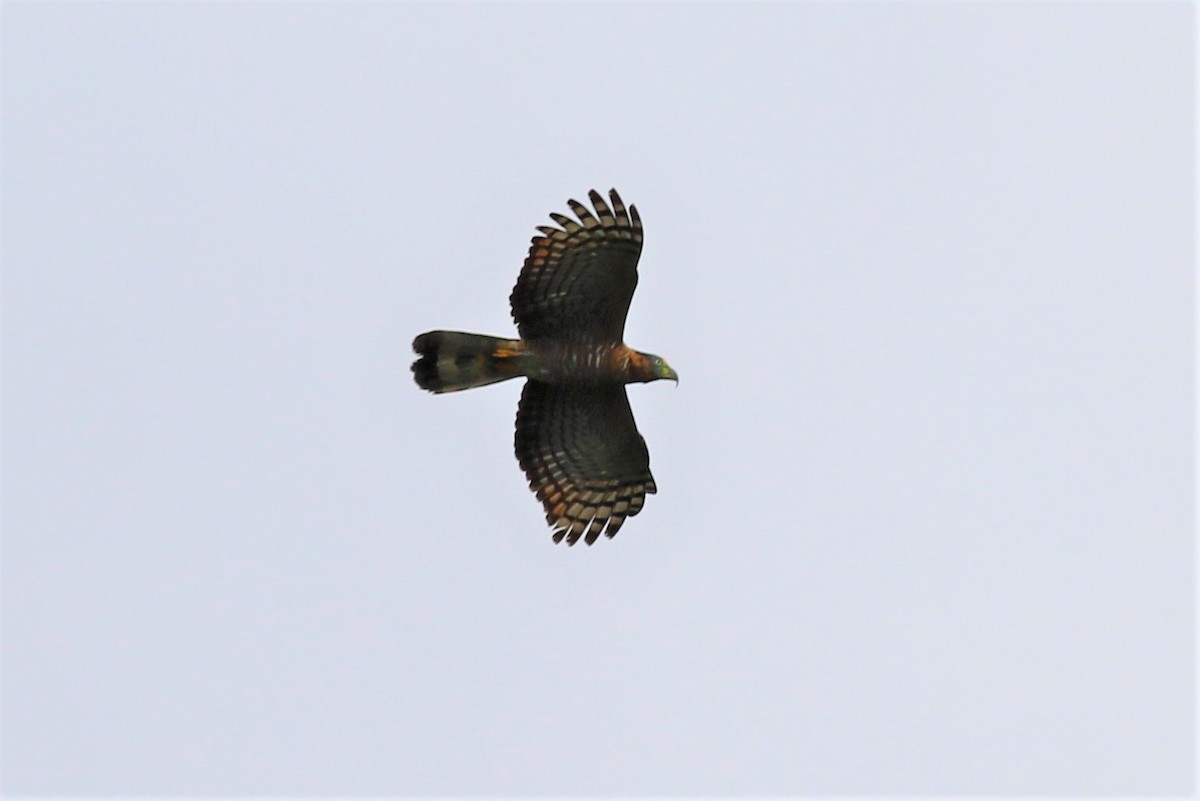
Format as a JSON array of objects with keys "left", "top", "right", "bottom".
[
  {"left": 523, "top": 341, "right": 660, "bottom": 385},
  {"left": 413, "top": 189, "right": 676, "bottom": 545},
  {"left": 411, "top": 335, "right": 665, "bottom": 391}
]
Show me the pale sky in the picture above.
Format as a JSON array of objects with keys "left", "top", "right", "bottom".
[{"left": 2, "top": 2, "right": 1193, "bottom": 795}]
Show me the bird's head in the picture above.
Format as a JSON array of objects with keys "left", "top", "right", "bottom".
[{"left": 638, "top": 352, "right": 678, "bottom": 385}]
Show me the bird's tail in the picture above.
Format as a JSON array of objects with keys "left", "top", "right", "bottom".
[{"left": 412, "top": 331, "right": 527, "bottom": 393}]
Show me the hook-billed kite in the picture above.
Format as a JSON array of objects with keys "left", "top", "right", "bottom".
[{"left": 413, "top": 189, "right": 676, "bottom": 545}]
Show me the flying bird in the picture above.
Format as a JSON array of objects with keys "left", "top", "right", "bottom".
[{"left": 413, "top": 189, "right": 677, "bottom": 545}]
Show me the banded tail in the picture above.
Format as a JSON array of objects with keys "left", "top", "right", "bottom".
[{"left": 412, "top": 331, "right": 526, "bottom": 393}]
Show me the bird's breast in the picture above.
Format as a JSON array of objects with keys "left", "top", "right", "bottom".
[{"left": 526, "top": 342, "right": 635, "bottom": 384}]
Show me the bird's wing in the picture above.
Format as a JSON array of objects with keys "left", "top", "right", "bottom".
[
  {"left": 509, "top": 189, "right": 643, "bottom": 344},
  {"left": 514, "top": 381, "right": 657, "bottom": 545}
]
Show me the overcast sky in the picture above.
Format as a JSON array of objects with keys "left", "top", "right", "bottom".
[{"left": 2, "top": 1, "right": 1193, "bottom": 796}]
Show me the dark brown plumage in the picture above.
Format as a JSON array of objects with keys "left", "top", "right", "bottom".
[{"left": 413, "top": 189, "right": 676, "bottom": 545}]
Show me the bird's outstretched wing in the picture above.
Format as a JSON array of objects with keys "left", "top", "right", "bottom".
[
  {"left": 514, "top": 381, "right": 657, "bottom": 545},
  {"left": 509, "top": 189, "right": 643, "bottom": 344}
]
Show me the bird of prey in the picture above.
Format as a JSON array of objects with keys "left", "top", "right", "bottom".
[{"left": 412, "top": 189, "right": 677, "bottom": 546}]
